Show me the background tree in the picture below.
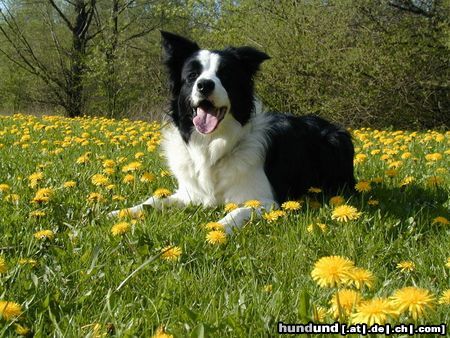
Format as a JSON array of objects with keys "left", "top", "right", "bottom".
[
  {"left": 0, "top": 0, "right": 97, "bottom": 117},
  {"left": 0, "top": 0, "right": 448, "bottom": 127}
]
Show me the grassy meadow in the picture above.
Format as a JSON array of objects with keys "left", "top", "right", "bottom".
[{"left": 0, "top": 114, "right": 449, "bottom": 337}]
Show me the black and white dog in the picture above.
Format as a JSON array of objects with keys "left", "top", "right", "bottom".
[{"left": 110, "top": 31, "right": 355, "bottom": 233}]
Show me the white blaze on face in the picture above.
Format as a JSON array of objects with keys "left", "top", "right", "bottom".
[{"left": 192, "top": 50, "right": 230, "bottom": 109}]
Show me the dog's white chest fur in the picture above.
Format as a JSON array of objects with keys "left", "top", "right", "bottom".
[{"left": 161, "top": 112, "right": 275, "bottom": 206}]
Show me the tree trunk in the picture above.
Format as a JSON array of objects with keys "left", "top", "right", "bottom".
[{"left": 66, "top": 0, "right": 90, "bottom": 117}]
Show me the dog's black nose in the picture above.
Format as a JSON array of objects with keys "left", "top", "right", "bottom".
[{"left": 197, "top": 79, "right": 215, "bottom": 96}]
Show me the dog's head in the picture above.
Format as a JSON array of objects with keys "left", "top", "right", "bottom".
[{"left": 161, "top": 31, "right": 270, "bottom": 142}]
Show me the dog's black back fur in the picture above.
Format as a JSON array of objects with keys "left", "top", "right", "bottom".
[{"left": 264, "top": 113, "right": 355, "bottom": 203}]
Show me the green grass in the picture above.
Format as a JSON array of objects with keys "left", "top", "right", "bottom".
[{"left": 0, "top": 114, "right": 449, "bottom": 337}]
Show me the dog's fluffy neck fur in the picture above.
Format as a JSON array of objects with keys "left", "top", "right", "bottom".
[{"left": 162, "top": 105, "right": 274, "bottom": 206}]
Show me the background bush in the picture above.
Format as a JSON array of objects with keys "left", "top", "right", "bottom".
[{"left": 0, "top": 0, "right": 448, "bottom": 128}]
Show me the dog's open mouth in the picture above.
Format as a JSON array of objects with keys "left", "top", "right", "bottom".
[{"left": 193, "top": 100, "right": 227, "bottom": 134}]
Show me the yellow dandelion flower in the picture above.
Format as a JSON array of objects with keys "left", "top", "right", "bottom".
[
  {"left": 4, "top": 194, "right": 20, "bottom": 204},
  {"left": 367, "top": 199, "right": 379, "bottom": 206},
  {"left": 153, "top": 325, "right": 173, "bottom": 338},
  {"left": 432, "top": 216, "right": 449, "bottom": 225},
  {"left": 331, "top": 205, "right": 361, "bottom": 222},
  {"left": 446, "top": 257, "right": 450, "bottom": 268},
  {"left": 426, "top": 176, "right": 443, "bottom": 187},
  {"left": 308, "top": 187, "right": 322, "bottom": 193},
  {"left": 123, "top": 174, "right": 135, "bottom": 183},
  {"left": 244, "top": 199, "right": 261, "bottom": 208},
  {"left": 117, "top": 156, "right": 127, "bottom": 164},
  {"left": 371, "top": 177, "right": 383, "bottom": 184},
  {"left": 438, "top": 290, "right": 450, "bottom": 305},
  {"left": 354, "top": 154, "right": 367, "bottom": 164},
  {"left": 76, "top": 154, "right": 90, "bottom": 164},
  {"left": 135, "top": 152, "right": 145, "bottom": 159},
  {"left": 91, "top": 174, "right": 109, "bottom": 186},
  {"left": 329, "top": 196, "right": 345, "bottom": 207},
  {"left": 308, "top": 222, "right": 327, "bottom": 233},
  {"left": 224, "top": 203, "right": 238, "bottom": 212},
  {"left": 32, "top": 187, "right": 54, "bottom": 203},
  {"left": 87, "top": 192, "right": 104, "bottom": 203},
  {"left": 316, "top": 223, "right": 328, "bottom": 233},
  {"left": 160, "top": 170, "right": 171, "bottom": 177},
  {"left": 117, "top": 209, "right": 132, "bottom": 218},
  {"left": 311, "top": 255, "right": 355, "bottom": 288},
  {"left": 104, "top": 168, "right": 115, "bottom": 175},
  {"left": 355, "top": 181, "right": 371, "bottom": 193},
  {"left": 388, "top": 160, "right": 403, "bottom": 169},
  {"left": 15, "top": 324, "right": 30, "bottom": 336},
  {"left": 0, "top": 301, "right": 22, "bottom": 320},
  {"left": 28, "top": 172, "right": 43, "bottom": 188},
  {"left": 29, "top": 210, "right": 46, "bottom": 218},
  {"left": 312, "top": 306, "right": 327, "bottom": 322},
  {"left": 122, "top": 161, "right": 142, "bottom": 172},
  {"left": 385, "top": 169, "right": 398, "bottom": 177},
  {"left": 390, "top": 286, "right": 434, "bottom": 320},
  {"left": 204, "top": 222, "right": 225, "bottom": 231},
  {"left": 329, "top": 289, "right": 361, "bottom": 318},
  {"left": 0, "top": 256, "right": 7, "bottom": 273},
  {"left": 425, "top": 153, "right": 442, "bottom": 161},
  {"left": 102, "top": 159, "right": 115, "bottom": 168},
  {"left": 153, "top": 188, "right": 171, "bottom": 198},
  {"left": 396, "top": 261, "right": 415, "bottom": 272},
  {"left": 111, "top": 222, "right": 131, "bottom": 236},
  {"left": 112, "top": 195, "right": 125, "bottom": 201},
  {"left": 263, "top": 284, "right": 273, "bottom": 293},
  {"left": 281, "top": 200, "right": 302, "bottom": 211},
  {"left": 263, "top": 210, "right": 286, "bottom": 222},
  {"left": 63, "top": 181, "right": 76, "bottom": 188},
  {"left": 351, "top": 298, "right": 399, "bottom": 325},
  {"left": 401, "top": 152, "right": 412, "bottom": 159},
  {"left": 140, "top": 172, "right": 155, "bottom": 183},
  {"left": 435, "top": 167, "right": 447, "bottom": 174},
  {"left": 349, "top": 267, "right": 375, "bottom": 289},
  {"left": 18, "top": 258, "right": 37, "bottom": 267},
  {"left": 400, "top": 176, "right": 415, "bottom": 187},
  {"left": 0, "top": 183, "right": 10, "bottom": 192},
  {"left": 161, "top": 246, "right": 182, "bottom": 261},
  {"left": 206, "top": 230, "right": 227, "bottom": 245},
  {"left": 434, "top": 134, "right": 445, "bottom": 142},
  {"left": 34, "top": 229, "right": 55, "bottom": 240}
]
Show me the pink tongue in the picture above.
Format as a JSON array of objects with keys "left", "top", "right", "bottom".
[{"left": 193, "top": 106, "right": 219, "bottom": 134}]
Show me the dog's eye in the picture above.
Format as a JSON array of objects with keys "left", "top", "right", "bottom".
[{"left": 187, "top": 72, "right": 199, "bottom": 82}]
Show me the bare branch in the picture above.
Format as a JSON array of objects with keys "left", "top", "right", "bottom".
[
  {"left": 123, "top": 25, "right": 158, "bottom": 43},
  {"left": 48, "top": 0, "right": 75, "bottom": 30},
  {"left": 388, "top": 0, "right": 433, "bottom": 17},
  {"left": 118, "top": 0, "right": 136, "bottom": 15}
]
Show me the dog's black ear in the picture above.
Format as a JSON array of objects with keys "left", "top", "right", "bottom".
[
  {"left": 161, "top": 31, "right": 200, "bottom": 94},
  {"left": 232, "top": 46, "right": 270, "bottom": 75}
]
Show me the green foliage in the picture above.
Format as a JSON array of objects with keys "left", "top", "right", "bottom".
[
  {"left": 0, "top": 0, "right": 448, "bottom": 127},
  {"left": 199, "top": 0, "right": 449, "bottom": 128}
]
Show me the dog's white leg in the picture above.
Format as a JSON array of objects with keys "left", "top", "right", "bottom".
[
  {"left": 108, "top": 190, "right": 190, "bottom": 218},
  {"left": 218, "top": 199, "right": 278, "bottom": 234}
]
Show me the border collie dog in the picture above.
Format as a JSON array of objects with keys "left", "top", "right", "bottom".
[{"left": 110, "top": 31, "right": 355, "bottom": 233}]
